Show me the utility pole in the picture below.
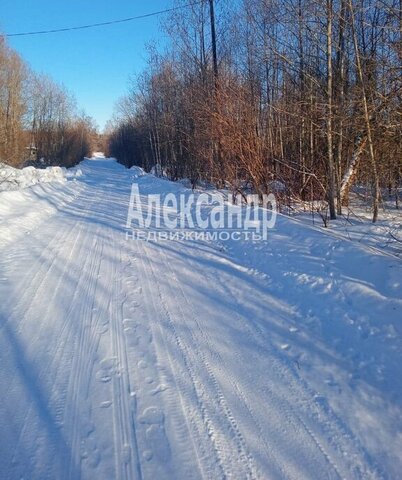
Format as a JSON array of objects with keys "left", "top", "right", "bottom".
[
  {"left": 207, "top": 0, "right": 221, "bottom": 185},
  {"left": 326, "top": 0, "right": 337, "bottom": 220},
  {"left": 208, "top": 0, "right": 218, "bottom": 88}
]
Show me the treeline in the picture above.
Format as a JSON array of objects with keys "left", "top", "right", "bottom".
[
  {"left": 0, "top": 35, "right": 97, "bottom": 168},
  {"left": 108, "top": 0, "right": 401, "bottom": 221}
]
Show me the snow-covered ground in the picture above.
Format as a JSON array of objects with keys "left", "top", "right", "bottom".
[
  {"left": 0, "top": 157, "right": 401, "bottom": 479},
  {"left": 289, "top": 198, "right": 402, "bottom": 259}
]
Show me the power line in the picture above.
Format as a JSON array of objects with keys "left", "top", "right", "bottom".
[{"left": 5, "top": 1, "right": 204, "bottom": 37}]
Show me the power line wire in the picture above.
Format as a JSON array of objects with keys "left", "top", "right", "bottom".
[{"left": 5, "top": 1, "right": 204, "bottom": 37}]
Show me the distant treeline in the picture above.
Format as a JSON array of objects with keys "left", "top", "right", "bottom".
[
  {"left": 108, "top": 0, "right": 401, "bottom": 221},
  {"left": 0, "top": 35, "right": 97, "bottom": 168}
]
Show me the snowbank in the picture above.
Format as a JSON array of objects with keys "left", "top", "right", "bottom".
[
  {"left": 0, "top": 163, "right": 66, "bottom": 192},
  {"left": 91, "top": 151, "right": 106, "bottom": 159},
  {"left": 150, "top": 164, "right": 168, "bottom": 177},
  {"left": 130, "top": 165, "right": 146, "bottom": 178},
  {"left": 65, "top": 166, "right": 83, "bottom": 179}
]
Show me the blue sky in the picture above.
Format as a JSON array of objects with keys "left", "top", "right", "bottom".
[{"left": 0, "top": 0, "right": 172, "bottom": 130}]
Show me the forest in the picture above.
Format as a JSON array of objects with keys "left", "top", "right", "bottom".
[
  {"left": 0, "top": 36, "right": 97, "bottom": 169},
  {"left": 108, "top": 0, "right": 401, "bottom": 222}
]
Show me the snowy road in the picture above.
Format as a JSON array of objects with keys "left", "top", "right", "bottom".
[{"left": 1, "top": 158, "right": 401, "bottom": 479}]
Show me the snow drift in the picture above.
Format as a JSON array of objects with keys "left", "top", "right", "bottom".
[{"left": 0, "top": 163, "right": 67, "bottom": 192}]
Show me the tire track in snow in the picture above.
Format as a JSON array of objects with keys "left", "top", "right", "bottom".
[
  {"left": 4, "top": 217, "right": 96, "bottom": 480},
  {"left": 137, "top": 240, "right": 221, "bottom": 479},
  {"left": 156, "top": 242, "right": 287, "bottom": 478},
  {"left": 216, "top": 278, "right": 344, "bottom": 479},
  {"left": 140, "top": 239, "right": 257, "bottom": 480},
  {"left": 12, "top": 224, "right": 104, "bottom": 479},
  {"left": 8, "top": 184, "right": 112, "bottom": 479},
  {"left": 60, "top": 183, "right": 121, "bottom": 478},
  {"left": 8, "top": 223, "right": 86, "bottom": 478},
  {"left": 0, "top": 221, "right": 70, "bottom": 335},
  {"left": 5, "top": 195, "right": 98, "bottom": 479},
  {"left": 0, "top": 223, "right": 81, "bottom": 408},
  {"left": 65, "top": 231, "right": 105, "bottom": 479},
  {"left": 200, "top": 244, "right": 380, "bottom": 479},
  {"left": 174, "top": 242, "right": 336, "bottom": 479},
  {"left": 127, "top": 242, "right": 206, "bottom": 480},
  {"left": 0, "top": 181, "right": 87, "bottom": 335},
  {"left": 156, "top": 243, "right": 260, "bottom": 479},
  {"left": 108, "top": 233, "right": 142, "bottom": 480}
]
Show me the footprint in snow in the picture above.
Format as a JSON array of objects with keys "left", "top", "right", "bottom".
[
  {"left": 125, "top": 302, "right": 141, "bottom": 315},
  {"left": 80, "top": 432, "right": 101, "bottom": 468},
  {"left": 138, "top": 406, "right": 164, "bottom": 424},
  {"left": 123, "top": 320, "right": 152, "bottom": 347},
  {"left": 143, "top": 450, "right": 153, "bottom": 461},
  {"left": 150, "top": 384, "right": 168, "bottom": 396},
  {"left": 96, "top": 357, "right": 118, "bottom": 383},
  {"left": 138, "top": 360, "right": 148, "bottom": 369},
  {"left": 146, "top": 425, "right": 171, "bottom": 462},
  {"left": 138, "top": 407, "right": 171, "bottom": 462}
]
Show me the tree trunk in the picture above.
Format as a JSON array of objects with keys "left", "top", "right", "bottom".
[
  {"left": 349, "top": 0, "right": 380, "bottom": 222},
  {"left": 340, "top": 135, "right": 367, "bottom": 205}
]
